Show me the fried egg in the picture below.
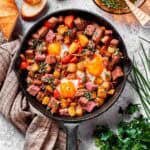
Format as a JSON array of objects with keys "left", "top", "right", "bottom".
[{"left": 57, "top": 78, "right": 79, "bottom": 98}]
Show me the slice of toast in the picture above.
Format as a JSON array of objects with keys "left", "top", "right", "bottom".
[
  {"left": 0, "top": 15, "right": 18, "bottom": 40},
  {"left": 21, "top": 0, "right": 47, "bottom": 20},
  {"left": 0, "top": 0, "right": 19, "bottom": 40}
]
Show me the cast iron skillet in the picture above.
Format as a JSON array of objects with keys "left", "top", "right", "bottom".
[{"left": 14, "top": 9, "right": 132, "bottom": 150}]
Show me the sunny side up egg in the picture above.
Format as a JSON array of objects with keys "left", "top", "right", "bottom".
[{"left": 57, "top": 78, "right": 80, "bottom": 98}]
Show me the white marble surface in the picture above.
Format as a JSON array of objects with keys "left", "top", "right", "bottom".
[{"left": 0, "top": 0, "right": 149, "bottom": 150}]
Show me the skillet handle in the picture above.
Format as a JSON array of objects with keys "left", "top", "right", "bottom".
[{"left": 64, "top": 123, "right": 79, "bottom": 150}]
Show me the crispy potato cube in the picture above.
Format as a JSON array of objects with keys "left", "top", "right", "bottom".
[
  {"left": 57, "top": 25, "right": 68, "bottom": 35},
  {"left": 76, "top": 105, "right": 83, "bottom": 117},
  {"left": 108, "top": 89, "right": 115, "bottom": 95},
  {"left": 69, "top": 42, "right": 79, "bottom": 54},
  {"left": 68, "top": 106, "right": 76, "bottom": 117},
  {"left": 97, "top": 87, "right": 107, "bottom": 99},
  {"left": 53, "top": 70, "right": 60, "bottom": 78},
  {"left": 101, "top": 82, "right": 110, "bottom": 90},
  {"left": 67, "top": 63, "right": 77, "bottom": 73},
  {"left": 95, "top": 77, "right": 103, "bottom": 85},
  {"left": 42, "top": 96, "right": 49, "bottom": 105},
  {"left": 30, "top": 63, "right": 39, "bottom": 72},
  {"left": 78, "top": 34, "right": 89, "bottom": 47},
  {"left": 64, "top": 35, "right": 70, "bottom": 44},
  {"left": 45, "top": 85, "right": 53, "bottom": 93},
  {"left": 77, "top": 61, "right": 85, "bottom": 71},
  {"left": 61, "top": 99, "right": 69, "bottom": 108},
  {"left": 95, "top": 98, "right": 105, "bottom": 106}
]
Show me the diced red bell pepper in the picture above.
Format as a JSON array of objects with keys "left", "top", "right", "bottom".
[
  {"left": 74, "top": 39, "right": 79, "bottom": 43},
  {"left": 53, "top": 89, "right": 60, "bottom": 98},
  {"left": 78, "top": 46, "right": 83, "bottom": 53},
  {"left": 44, "top": 21, "right": 51, "bottom": 28},
  {"left": 70, "top": 56, "right": 78, "bottom": 63},
  {"left": 64, "top": 15, "right": 74, "bottom": 28},
  {"left": 20, "top": 61, "right": 28, "bottom": 70},
  {"left": 61, "top": 54, "right": 73, "bottom": 64}
]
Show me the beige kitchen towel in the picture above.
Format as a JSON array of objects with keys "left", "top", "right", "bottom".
[{"left": 0, "top": 39, "right": 66, "bottom": 150}]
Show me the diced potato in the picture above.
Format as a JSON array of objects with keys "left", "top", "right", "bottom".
[
  {"left": 57, "top": 25, "right": 68, "bottom": 35},
  {"left": 77, "top": 61, "right": 85, "bottom": 71},
  {"left": 76, "top": 105, "right": 83, "bottom": 117},
  {"left": 67, "top": 63, "right": 77, "bottom": 73},
  {"left": 26, "top": 59, "right": 34, "bottom": 64},
  {"left": 61, "top": 99, "right": 69, "bottom": 108},
  {"left": 48, "top": 42, "right": 61, "bottom": 56},
  {"left": 30, "top": 63, "right": 39, "bottom": 72},
  {"left": 42, "top": 96, "right": 49, "bottom": 105},
  {"left": 97, "top": 87, "right": 107, "bottom": 98},
  {"left": 45, "top": 85, "right": 53, "bottom": 93},
  {"left": 78, "top": 34, "right": 89, "bottom": 47},
  {"left": 68, "top": 106, "right": 76, "bottom": 117},
  {"left": 53, "top": 70, "right": 60, "bottom": 78},
  {"left": 101, "top": 81, "right": 110, "bottom": 90},
  {"left": 95, "top": 98, "right": 104, "bottom": 106},
  {"left": 108, "top": 89, "right": 115, "bottom": 95},
  {"left": 108, "top": 46, "right": 116, "bottom": 54},
  {"left": 91, "top": 92, "right": 97, "bottom": 99},
  {"left": 69, "top": 42, "right": 79, "bottom": 54},
  {"left": 64, "top": 35, "right": 70, "bottom": 44},
  {"left": 70, "top": 102, "right": 77, "bottom": 107},
  {"left": 95, "top": 77, "right": 103, "bottom": 85}
]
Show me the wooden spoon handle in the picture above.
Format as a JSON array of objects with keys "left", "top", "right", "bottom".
[{"left": 125, "top": 0, "right": 150, "bottom": 27}]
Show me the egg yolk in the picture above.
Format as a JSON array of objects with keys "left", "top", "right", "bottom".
[
  {"left": 87, "top": 55, "right": 104, "bottom": 77},
  {"left": 47, "top": 42, "right": 61, "bottom": 56},
  {"left": 60, "top": 81, "right": 76, "bottom": 98}
]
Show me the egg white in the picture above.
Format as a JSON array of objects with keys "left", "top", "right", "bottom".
[{"left": 60, "top": 44, "right": 69, "bottom": 57}]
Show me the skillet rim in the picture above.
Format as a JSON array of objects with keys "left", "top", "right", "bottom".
[{"left": 14, "top": 8, "right": 131, "bottom": 123}]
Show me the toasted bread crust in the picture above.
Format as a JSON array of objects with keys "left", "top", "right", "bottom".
[
  {"left": 21, "top": 0, "right": 47, "bottom": 20},
  {"left": 24, "top": 0, "right": 41, "bottom": 5}
]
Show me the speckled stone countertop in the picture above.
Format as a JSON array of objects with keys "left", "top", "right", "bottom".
[{"left": 0, "top": 0, "right": 149, "bottom": 150}]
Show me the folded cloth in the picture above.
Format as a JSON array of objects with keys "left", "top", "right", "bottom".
[{"left": 0, "top": 39, "right": 66, "bottom": 150}]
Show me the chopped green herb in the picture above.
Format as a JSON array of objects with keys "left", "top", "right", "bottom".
[
  {"left": 84, "top": 92, "right": 92, "bottom": 100},
  {"left": 125, "top": 104, "right": 140, "bottom": 115},
  {"left": 94, "top": 116, "right": 150, "bottom": 150},
  {"left": 101, "top": 0, "right": 137, "bottom": 9}
]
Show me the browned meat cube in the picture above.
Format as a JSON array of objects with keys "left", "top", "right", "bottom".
[
  {"left": 27, "top": 85, "right": 40, "bottom": 96},
  {"left": 92, "top": 28, "right": 103, "bottom": 43},
  {"left": 85, "top": 24, "right": 96, "bottom": 36},
  {"left": 56, "top": 33, "right": 63, "bottom": 42},
  {"left": 45, "top": 55, "right": 57, "bottom": 64},
  {"left": 112, "top": 66, "right": 124, "bottom": 80},
  {"left": 105, "top": 30, "right": 113, "bottom": 35},
  {"left": 48, "top": 17, "right": 59, "bottom": 28},
  {"left": 74, "top": 17, "right": 86, "bottom": 30},
  {"left": 108, "top": 53, "right": 123, "bottom": 70},
  {"left": 36, "top": 92, "right": 45, "bottom": 102},
  {"left": 35, "top": 53, "right": 46, "bottom": 61},
  {"left": 58, "top": 16, "right": 64, "bottom": 23},
  {"left": 101, "top": 35, "right": 111, "bottom": 45},
  {"left": 37, "top": 26, "right": 49, "bottom": 38},
  {"left": 45, "top": 30, "right": 56, "bottom": 43},
  {"left": 110, "top": 39, "right": 119, "bottom": 47}
]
